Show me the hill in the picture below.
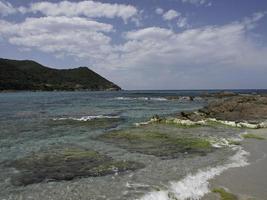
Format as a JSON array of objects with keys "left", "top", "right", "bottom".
[{"left": 0, "top": 58, "right": 121, "bottom": 91}]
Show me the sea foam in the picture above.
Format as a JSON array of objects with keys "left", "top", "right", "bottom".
[
  {"left": 139, "top": 146, "right": 249, "bottom": 200},
  {"left": 53, "top": 115, "right": 120, "bottom": 121},
  {"left": 115, "top": 97, "right": 168, "bottom": 101}
]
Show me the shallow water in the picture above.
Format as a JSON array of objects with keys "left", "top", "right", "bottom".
[{"left": 0, "top": 91, "right": 248, "bottom": 200}]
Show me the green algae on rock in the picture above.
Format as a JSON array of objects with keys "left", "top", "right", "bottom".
[
  {"left": 212, "top": 188, "right": 238, "bottom": 200},
  {"left": 98, "top": 129, "right": 213, "bottom": 159},
  {"left": 242, "top": 133, "right": 265, "bottom": 140},
  {"left": 7, "top": 147, "right": 144, "bottom": 186}
]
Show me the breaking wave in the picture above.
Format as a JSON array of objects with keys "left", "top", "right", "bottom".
[
  {"left": 139, "top": 146, "right": 249, "bottom": 200},
  {"left": 115, "top": 97, "right": 168, "bottom": 101},
  {"left": 53, "top": 115, "right": 120, "bottom": 122}
]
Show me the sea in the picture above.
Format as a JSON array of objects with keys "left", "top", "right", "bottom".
[{"left": 0, "top": 90, "right": 265, "bottom": 200}]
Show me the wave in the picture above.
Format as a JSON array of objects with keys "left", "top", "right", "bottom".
[
  {"left": 136, "top": 116, "right": 267, "bottom": 129},
  {"left": 139, "top": 146, "right": 249, "bottom": 200},
  {"left": 53, "top": 115, "right": 120, "bottom": 122},
  {"left": 115, "top": 97, "right": 168, "bottom": 101}
]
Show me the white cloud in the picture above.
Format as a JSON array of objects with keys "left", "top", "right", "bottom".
[
  {"left": 0, "top": 16, "right": 113, "bottom": 64},
  {"left": 155, "top": 8, "right": 164, "bottom": 15},
  {"left": 0, "top": 0, "right": 16, "bottom": 16},
  {"left": 23, "top": 1, "right": 138, "bottom": 22},
  {"left": 105, "top": 13, "right": 267, "bottom": 88},
  {"left": 181, "top": 0, "right": 211, "bottom": 6},
  {"left": 163, "top": 9, "right": 180, "bottom": 21},
  {"left": 177, "top": 16, "right": 189, "bottom": 28},
  {"left": 125, "top": 27, "right": 173, "bottom": 40},
  {"left": 0, "top": 11, "right": 266, "bottom": 89}
]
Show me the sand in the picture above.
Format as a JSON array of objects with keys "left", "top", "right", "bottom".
[{"left": 204, "top": 129, "right": 267, "bottom": 200}]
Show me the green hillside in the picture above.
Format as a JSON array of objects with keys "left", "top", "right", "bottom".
[{"left": 0, "top": 58, "right": 121, "bottom": 91}]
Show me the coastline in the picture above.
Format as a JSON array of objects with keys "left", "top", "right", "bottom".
[{"left": 203, "top": 129, "right": 267, "bottom": 200}]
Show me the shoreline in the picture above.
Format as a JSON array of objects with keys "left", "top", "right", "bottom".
[{"left": 203, "top": 129, "right": 267, "bottom": 200}]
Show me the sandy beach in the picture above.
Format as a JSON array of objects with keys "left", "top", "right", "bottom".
[{"left": 204, "top": 129, "right": 267, "bottom": 200}]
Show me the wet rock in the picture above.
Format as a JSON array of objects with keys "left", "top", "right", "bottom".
[
  {"left": 98, "top": 130, "right": 213, "bottom": 159},
  {"left": 166, "top": 96, "right": 194, "bottom": 101},
  {"left": 201, "top": 91, "right": 238, "bottom": 98},
  {"left": 166, "top": 96, "right": 180, "bottom": 100},
  {"left": 7, "top": 147, "right": 144, "bottom": 186},
  {"left": 151, "top": 115, "right": 161, "bottom": 122},
  {"left": 180, "top": 111, "right": 206, "bottom": 122},
  {"left": 199, "top": 95, "right": 267, "bottom": 123},
  {"left": 146, "top": 95, "right": 267, "bottom": 128}
]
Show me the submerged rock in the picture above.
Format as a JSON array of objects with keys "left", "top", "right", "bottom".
[
  {"left": 7, "top": 147, "right": 144, "bottom": 186},
  {"left": 50, "top": 116, "right": 123, "bottom": 130},
  {"left": 98, "top": 129, "right": 213, "bottom": 159}
]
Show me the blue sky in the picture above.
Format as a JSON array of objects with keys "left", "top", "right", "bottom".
[{"left": 0, "top": 0, "right": 267, "bottom": 89}]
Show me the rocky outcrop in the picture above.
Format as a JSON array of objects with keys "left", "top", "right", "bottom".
[
  {"left": 7, "top": 147, "right": 144, "bottom": 186},
  {"left": 201, "top": 91, "right": 238, "bottom": 98},
  {"left": 199, "top": 95, "right": 267, "bottom": 123},
  {"left": 143, "top": 95, "right": 267, "bottom": 129}
]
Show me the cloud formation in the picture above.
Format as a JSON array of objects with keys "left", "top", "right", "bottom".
[
  {"left": 155, "top": 8, "right": 164, "bottom": 15},
  {"left": 0, "top": 0, "right": 16, "bottom": 16},
  {"left": 0, "top": 0, "right": 266, "bottom": 89},
  {"left": 163, "top": 9, "right": 180, "bottom": 20},
  {"left": 21, "top": 1, "right": 138, "bottom": 22},
  {"left": 181, "top": 0, "right": 212, "bottom": 6},
  {"left": 0, "top": 16, "right": 114, "bottom": 64},
  {"left": 177, "top": 16, "right": 189, "bottom": 28}
]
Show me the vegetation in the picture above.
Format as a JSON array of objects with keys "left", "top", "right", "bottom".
[
  {"left": 98, "top": 130, "right": 213, "bottom": 159},
  {"left": 0, "top": 58, "right": 121, "bottom": 91},
  {"left": 212, "top": 188, "right": 238, "bottom": 200},
  {"left": 242, "top": 133, "right": 265, "bottom": 140}
]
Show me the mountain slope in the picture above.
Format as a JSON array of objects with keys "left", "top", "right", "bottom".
[{"left": 0, "top": 58, "right": 121, "bottom": 91}]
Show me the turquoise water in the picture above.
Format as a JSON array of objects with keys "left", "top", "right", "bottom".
[{"left": 0, "top": 91, "right": 250, "bottom": 200}]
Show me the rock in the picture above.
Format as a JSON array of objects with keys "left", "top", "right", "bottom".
[
  {"left": 180, "top": 111, "right": 206, "bottom": 122},
  {"left": 156, "top": 95, "right": 267, "bottom": 128},
  {"left": 201, "top": 91, "right": 238, "bottom": 98},
  {"left": 151, "top": 115, "right": 161, "bottom": 122},
  {"left": 7, "top": 147, "right": 144, "bottom": 186},
  {"left": 98, "top": 130, "right": 213, "bottom": 159},
  {"left": 199, "top": 96, "right": 267, "bottom": 122},
  {"left": 166, "top": 96, "right": 180, "bottom": 100},
  {"left": 166, "top": 96, "right": 194, "bottom": 101}
]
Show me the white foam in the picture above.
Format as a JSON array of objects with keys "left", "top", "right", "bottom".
[
  {"left": 115, "top": 97, "right": 168, "bottom": 101},
  {"left": 135, "top": 121, "right": 151, "bottom": 127},
  {"left": 162, "top": 117, "right": 266, "bottom": 129},
  {"left": 139, "top": 147, "right": 249, "bottom": 200},
  {"left": 207, "top": 118, "right": 266, "bottom": 129},
  {"left": 53, "top": 115, "right": 120, "bottom": 121}
]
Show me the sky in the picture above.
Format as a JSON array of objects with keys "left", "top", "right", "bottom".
[{"left": 0, "top": 0, "right": 267, "bottom": 90}]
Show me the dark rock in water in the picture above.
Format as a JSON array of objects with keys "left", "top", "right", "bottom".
[
  {"left": 199, "top": 95, "right": 267, "bottom": 122},
  {"left": 166, "top": 96, "right": 194, "bottom": 101},
  {"left": 166, "top": 96, "right": 180, "bottom": 100},
  {"left": 7, "top": 147, "right": 144, "bottom": 186},
  {"left": 169, "top": 95, "right": 267, "bottom": 125},
  {"left": 180, "top": 111, "right": 205, "bottom": 122},
  {"left": 98, "top": 130, "right": 213, "bottom": 159},
  {"left": 201, "top": 91, "right": 238, "bottom": 98}
]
